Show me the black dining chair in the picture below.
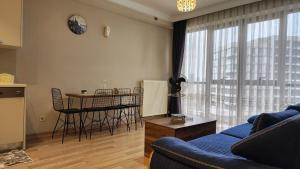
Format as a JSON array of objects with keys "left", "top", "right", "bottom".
[
  {"left": 131, "top": 87, "right": 144, "bottom": 129},
  {"left": 111, "top": 88, "right": 131, "bottom": 134},
  {"left": 85, "top": 89, "right": 113, "bottom": 139},
  {"left": 51, "top": 88, "right": 83, "bottom": 144}
]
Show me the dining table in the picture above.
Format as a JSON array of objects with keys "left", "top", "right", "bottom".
[{"left": 65, "top": 92, "right": 141, "bottom": 141}]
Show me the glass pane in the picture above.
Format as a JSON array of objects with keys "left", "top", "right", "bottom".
[
  {"left": 285, "top": 12, "right": 300, "bottom": 105},
  {"left": 182, "top": 31, "right": 207, "bottom": 82},
  {"left": 181, "top": 30, "right": 208, "bottom": 117},
  {"left": 242, "top": 19, "right": 280, "bottom": 122},
  {"left": 211, "top": 26, "right": 239, "bottom": 130}
]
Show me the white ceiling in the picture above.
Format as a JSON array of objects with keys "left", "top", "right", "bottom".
[{"left": 76, "top": 0, "right": 262, "bottom": 28}]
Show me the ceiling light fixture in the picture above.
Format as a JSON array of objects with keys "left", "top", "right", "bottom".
[{"left": 177, "top": 0, "right": 197, "bottom": 12}]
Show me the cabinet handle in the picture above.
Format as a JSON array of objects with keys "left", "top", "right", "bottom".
[{"left": 16, "top": 91, "right": 22, "bottom": 95}]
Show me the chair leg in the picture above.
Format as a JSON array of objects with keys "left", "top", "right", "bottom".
[
  {"left": 52, "top": 112, "right": 61, "bottom": 139},
  {"left": 134, "top": 108, "right": 137, "bottom": 130},
  {"left": 82, "top": 113, "right": 88, "bottom": 139},
  {"left": 102, "top": 111, "right": 112, "bottom": 135},
  {"left": 118, "top": 109, "right": 125, "bottom": 127},
  {"left": 62, "top": 115, "right": 67, "bottom": 144},
  {"left": 112, "top": 110, "right": 115, "bottom": 135},
  {"left": 130, "top": 109, "right": 133, "bottom": 125},
  {"left": 72, "top": 114, "right": 76, "bottom": 135},
  {"left": 79, "top": 113, "right": 82, "bottom": 142},
  {"left": 84, "top": 112, "right": 88, "bottom": 122},
  {"left": 123, "top": 109, "right": 130, "bottom": 131},
  {"left": 99, "top": 112, "right": 102, "bottom": 132},
  {"left": 66, "top": 114, "right": 70, "bottom": 135},
  {"left": 117, "top": 110, "right": 122, "bottom": 128},
  {"left": 90, "top": 112, "right": 95, "bottom": 139},
  {"left": 105, "top": 111, "right": 112, "bottom": 135},
  {"left": 138, "top": 107, "right": 143, "bottom": 127},
  {"left": 112, "top": 110, "right": 116, "bottom": 135}
]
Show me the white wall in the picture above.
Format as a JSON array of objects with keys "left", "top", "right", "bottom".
[
  {"left": 0, "top": 49, "right": 16, "bottom": 75},
  {"left": 16, "top": 0, "right": 172, "bottom": 134}
]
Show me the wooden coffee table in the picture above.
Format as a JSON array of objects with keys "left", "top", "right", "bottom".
[{"left": 144, "top": 117, "right": 216, "bottom": 157}]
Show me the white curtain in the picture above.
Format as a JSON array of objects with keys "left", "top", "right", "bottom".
[
  {"left": 181, "top": 30, "right": 208, "bottom": 118},
  {"left": 181, "top": 0, "right": 300, "bottom": 130}
]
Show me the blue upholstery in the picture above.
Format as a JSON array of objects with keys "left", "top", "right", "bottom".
[
  {"left": 151, "top": 137, "right": 280, "bottom": 169},
  {"left": 150, "top": 107, "right": 300, "bottom": 169},
  {"left": 232, "top": 114, "right": 300, "bottom": 169},
  {"left": 247, "top": 103, "right": 300, "bottom": 124},
  {"left": 221, "top": 123, "right": 252, "bottom": 139},
  {"left": 188, "top": 134, "right": 241, "bottom": 157},
  {"left": 151, "top": 152, "right": 196, "bottom": 169},
  {"left": 286, "top": 103, "right": 300, "bottom": 112},
  {"left": 250, "top": 109, "right": 299, "bottom": 134},
  {"left": 247, "top": 115, "right": 258, "bottom": 123}
]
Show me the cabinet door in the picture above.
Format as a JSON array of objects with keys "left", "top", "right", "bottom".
[
  {"left": 0, "top": 0, "right": 22, "bottom": 48},
  {"left": 0, "top": 98, "right": 24, "bottom": 145}
]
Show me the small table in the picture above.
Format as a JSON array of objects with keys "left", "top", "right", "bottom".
[{"left": 144, "top": 117, "right": 216, "bottom": 157}]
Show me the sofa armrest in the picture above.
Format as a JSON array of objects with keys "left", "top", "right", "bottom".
[{"left": 151, "top": 137, "right": 279, "bottom": 169}]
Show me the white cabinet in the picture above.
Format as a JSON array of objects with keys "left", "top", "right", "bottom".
[
  {"left": 0, "top": 85, "right": 26, "bottom": 151},
  {"left": 0, "top": 0, "right": 23, "bottom": 48}
]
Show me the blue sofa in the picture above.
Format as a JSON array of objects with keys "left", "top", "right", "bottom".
[{"left": 150, "top": 111, "right": 300, "bottom": 169}]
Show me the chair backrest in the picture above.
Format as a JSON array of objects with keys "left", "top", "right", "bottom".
[
  {"left": 92, "top": 89, "right": 113, "bottom": 108},
  {"left": 133, "top": 87, "right": 144, "bottom": 106},
  {"left": 113, "top": 88, "right": 131, "bottom": 105},
  {"left": 51, "top": 88, "right": 64, "bottom": 111}
]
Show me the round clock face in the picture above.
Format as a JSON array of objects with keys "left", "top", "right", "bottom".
[{"left": 68, "top": 15, "right": 87, "bottom": 35}]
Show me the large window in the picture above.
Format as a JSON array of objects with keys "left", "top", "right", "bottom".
[
  {"left": 211, "top": 26, "right": 239, "bottom": 129},
  {"left": 241, "top": 19, "right": 280, "bottom": 122},
  {"left": 181, "top": 30, "right": 207, "bottom": 117},
  {"left": 182, "top": 9, "right": 300, "bottom": 130},
  {"left": 285, "top": 12, "right": 300, "bottom": 105}
]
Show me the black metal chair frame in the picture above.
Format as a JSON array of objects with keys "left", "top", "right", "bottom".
[
  {"left": 111, "top": 88, "right": 132, "bottom": 135},
  {"left": 51, "top": 88, "right": 84, "bottom": 144},
  {"left": 130, "top": 87, "right": 144, "bottom": 130},
  {"left": 85, "top": 89, "right": 113, "bottom": 139}
]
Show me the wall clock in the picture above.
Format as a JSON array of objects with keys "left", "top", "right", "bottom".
[{"left": 68, "top": 15, "right": 87, "bottom": 35}]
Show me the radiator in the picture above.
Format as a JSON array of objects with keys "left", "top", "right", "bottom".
[{"left": 141, "top": 80, "right": 168, "bottom": 117}]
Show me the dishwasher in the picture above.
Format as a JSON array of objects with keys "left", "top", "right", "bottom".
[{"left": 0, "top": 85, "right": 26, "bottom": 152}]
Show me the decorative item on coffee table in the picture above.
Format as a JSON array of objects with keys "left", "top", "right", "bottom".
[{"left": 171, "top": 114, "right": 186, "bottom": 124}]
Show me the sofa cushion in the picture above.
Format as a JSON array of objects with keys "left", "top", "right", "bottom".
[
  {"left": 152, "top": 137, "right": 280, "bottom": 169},
  {"left": 250, "top": 109, "right": 299, "bottom": 134},
  {"left": 247, "top": 115, "right": 258, "bottom": 124},
  {"left": 188, "top": 134, "right": 241, "bottom": 157},
  {"left": 286, "top": 103, "right": 300, "bottom": 112},
  {"left": 221, "top": 123, "right": 252, "bottom": 139},
  {"left": 231, "top": 114, "right": 300, "bottom": 169},
  {"left": 247, "top": 103, "right": 300, "bottom": 124}
]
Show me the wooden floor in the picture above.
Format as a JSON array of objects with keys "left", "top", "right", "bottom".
[{"left": 11, "top": 126, "right": 148, "bottom": 169}]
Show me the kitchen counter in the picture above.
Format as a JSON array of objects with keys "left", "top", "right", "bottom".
[
  {"left": 0, "top": 84, "right": 26, "bottom": 87},
  {"left": 0, "top": 84, "right": 27, "bottom": 151}
]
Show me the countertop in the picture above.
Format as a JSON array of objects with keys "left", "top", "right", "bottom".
[{"left": 0, "top": 84, "right": 27, "bottom": 87}]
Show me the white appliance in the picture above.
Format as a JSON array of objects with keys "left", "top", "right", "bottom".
[
  {"left": 0, "top": 84, "right": 26, "bottom": 152},
  {"left": 141, "top": 80, "right": 168, "bottom": 117}
]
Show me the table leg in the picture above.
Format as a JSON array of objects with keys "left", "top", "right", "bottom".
[{"left": 118, "top": 96, "right": 122, "bottom": 127}]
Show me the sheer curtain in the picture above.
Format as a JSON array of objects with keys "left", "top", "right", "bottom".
[
  {"left": 285, "top": 12, "right": 300, "bottom": 106},
  {"left": 181, "top": 30, "right": 207, "bottom": 118},
  {"left": 181, "top": 0, "right": 300, "bottom": 130}
]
